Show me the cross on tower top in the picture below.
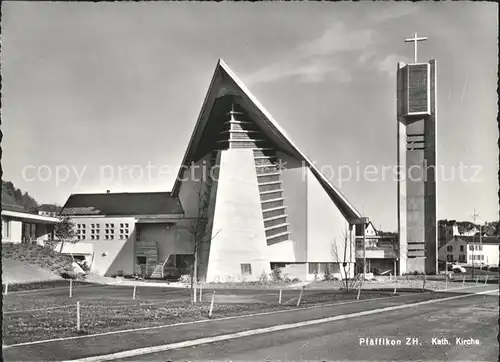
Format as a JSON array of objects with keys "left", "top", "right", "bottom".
[{"left": 404, "top": 32, "right": 428, "bottom": 63}]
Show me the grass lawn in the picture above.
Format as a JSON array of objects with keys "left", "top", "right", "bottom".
[
  {"left": 3, "top": 287, "right": 392, "bottom": 345},
  {"left": 3, "top": 279, "right": 95, "bottom": 293},
  {"left": 201, "top": 281, "right": 299, "bottom": 289},
  {"left": 309, "top": 277, "right": 496, "bottom": 291}
]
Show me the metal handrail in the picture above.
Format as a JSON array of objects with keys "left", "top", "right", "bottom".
[{"left": 160, "top": 253, "right": 171, "bottom": 279}]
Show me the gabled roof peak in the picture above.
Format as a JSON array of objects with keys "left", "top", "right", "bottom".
[{"left": 172, "top": 60, "right": 362, "bottom": 222}]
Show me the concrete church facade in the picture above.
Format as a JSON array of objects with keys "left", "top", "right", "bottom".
[{"left": 61, "top": 60, "right": 368, "bottom": 282}]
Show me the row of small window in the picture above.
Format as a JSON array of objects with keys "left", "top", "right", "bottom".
[
  {"left": 446, "top": 254, "right": 484, "bottom": 261},
  {"left": 76, "top": 235, "right": 129, "bottom": 240},
  {"left": 446, "top": 245, "right": 483, "bottom": 252},
  {"left": 77, "top": 228, "right": 129, "bottom": 234},
  {"left": 76, "top": 223, "right": 130, "bottom": 229}
]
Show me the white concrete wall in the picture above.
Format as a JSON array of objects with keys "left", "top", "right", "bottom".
[
  {"left": 1, "top": 218, "right": 22, "bottom": 243},
  {"left": 69, "top": 216, "right": 136, "bottom": 276},
  {"left": 267, "top": 240, "right": 296, "bottom": 262},
  {"left": 306, "top": 168, "right": 352, "bottom": 265},
  {"left": 206, "top": 149, "right": 271, "bottom": 282}
]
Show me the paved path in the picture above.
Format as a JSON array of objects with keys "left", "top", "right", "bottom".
[{"left": 3, "top": 285, "right": 497, "bottom": 361}]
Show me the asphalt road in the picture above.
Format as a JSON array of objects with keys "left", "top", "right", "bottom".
[{"left": 3, "top": 285, "right": 497, "bottom": 361}]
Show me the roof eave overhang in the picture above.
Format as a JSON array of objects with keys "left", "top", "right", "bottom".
[
  {"left": 64, "top": 213, "right": 184, "bottom": 219},
  {"left": 1, "top": 210, "right": 60, "bottom": 224},
  {"left": 171, "top": 60, "right": 224, "bottom": 196}
]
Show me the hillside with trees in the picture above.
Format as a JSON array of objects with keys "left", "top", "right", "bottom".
[{"left": 2, "top": 180, "right": 40, "bottom": 213}]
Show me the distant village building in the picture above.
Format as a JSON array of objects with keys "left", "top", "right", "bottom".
[
  {"left": 438, "top": 235, "right": 499, "bottom": 266},
  {"left": 438, "top": 220, "right": 495, "bottom": 248},
  {"left": 38, "top": 204, "right": 62, "bottom": 217},
  {"left": 354, "top": 222, "right": 399, "bottom": 275}
]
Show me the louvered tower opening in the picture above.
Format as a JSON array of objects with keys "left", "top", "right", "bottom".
[{"left": 190, "top": 95, "right": 291, "bottom": 246}]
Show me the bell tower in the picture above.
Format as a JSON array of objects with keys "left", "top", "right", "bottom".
[{"left": 397, "top": 33, "right": 438, "bottom": 275}]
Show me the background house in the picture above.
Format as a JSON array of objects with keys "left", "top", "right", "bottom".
[
  {"left": 438, "top": 235, "right": 499, "bottom": 266},
  {"left": 38, "top": 204, "right": 62, "bottom": 217},
  {"left": 355, "top": 222, "right": 399, "bottom": 275}
]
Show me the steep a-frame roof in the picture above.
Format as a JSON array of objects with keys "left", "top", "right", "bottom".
[{"left": 172, "top": 59, "right": 362, "bottom": 223}]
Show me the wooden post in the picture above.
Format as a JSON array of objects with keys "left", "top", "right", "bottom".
[
  {"left": 199, "top": 284, "right": 203, "bottom": 303},
  {"left": 485, "top": 275, "right": 488, "bottom": 284},
  {"left": 356, "top": 282, "right": 361, "bottom": 300},
  {"left": 193, "top": 286, "right": 197, "bottom": 304},
  {"left": 422, "top": 275, "right": 426, "bottom": 292},
  {"left": 389, "top": 273, "right": 392, "bottom": 281},
  {"left": 133, "top": 285, "right": 137, "bottom": 300},
  {"left": 208, "top": 290, "right": 215, "bottom": 318},
  {"left": 476, "top": 277, "right": 479, "bottom": 285},
  {"left": 296, "top": 286, "right": 305, "bottom": 307},
  {"left": 445, "top": 274, "right": 448, "bottom": 290},
  {"left": 70, "top": 279, "right": 73, "bottom": 298},
  {"left": 76, "top": 301, "right": 81, "bottom": 331},
  {"left": 462, "top": 275, "right": 465, "bottom": 288},
  {"left": 4, "top": 282, "right": 8, "bottom": 296},
  {"left": 278, "top": 288, "right": 282, "bottom": 305},
  {"left": 393, "top": 283, "right": 397, "bottom": 295}
]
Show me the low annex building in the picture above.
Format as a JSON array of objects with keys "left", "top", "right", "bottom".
[
  {"left": 1, "top": 189, "right": 58, "bottom": 246},
  {"left": 61, "top": 59, "right": 374, "bottom": 282}
]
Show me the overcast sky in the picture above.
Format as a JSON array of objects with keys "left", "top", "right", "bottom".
[{"left": 2, "top": 2, "right": 498, "bottom": 230}]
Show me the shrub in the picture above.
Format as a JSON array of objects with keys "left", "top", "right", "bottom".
[
  {"left": 179, "top": 274, "right": 191, "bottom": 283},
  {"left": 60, "top": 272, "right": 77, "bottom": 280},
  {"left": 291, "top": 277, "right": 301, "bottom": 282},
  {"left": 258, "top": 270, "right": 269, "bottom": 284},
  {"left": 78, "top": 260, "right": 90, "bottom": 272},
  {"left": 114, "top": 270, "right": 125, "bottom": 277},
  {"left": 270, "top": 267, "right": 283, "bottom": 283}
]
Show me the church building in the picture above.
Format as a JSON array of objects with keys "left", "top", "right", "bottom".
[{"left": 61, "top": 59, "right": 368, "bottom": 282}]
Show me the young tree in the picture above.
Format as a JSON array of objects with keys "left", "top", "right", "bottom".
[
  {"left": 182, "top": 180, "right": 221, "bottom": 300},
  {"left": 54, "top": 216, "right": 77, "bottom": 255},
  {"left": 331, "top": 227, "right": 361, "bottom": 292}
]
